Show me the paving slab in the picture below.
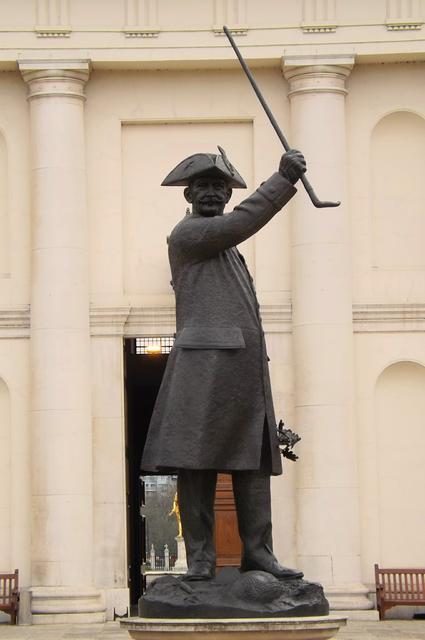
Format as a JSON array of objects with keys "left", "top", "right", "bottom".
[
  {"left": 339, "top": 620, "right": 425, "bottom": 639},
  {"left": 0, "top": 623, "right": 126, "bottom": 640}
]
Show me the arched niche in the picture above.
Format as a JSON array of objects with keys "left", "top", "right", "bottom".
[
  {"left": 375, "top": 361, "right": 425, "bottom": 565},
  {"left": 0, "top": 376, "right": 11, "bottom": 569},
  {"left": 0, "top": 131, "right": 9, "bottom": 276},
  {"left": 371, "top": 111, "right": 425, "bottom": 269}
]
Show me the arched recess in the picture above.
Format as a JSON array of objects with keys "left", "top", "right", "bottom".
[
  {"left": 371, "top": 111, "right": 425, "bottom": 269},
  {"left": 0, "top": 377, "right": 11, "bottom": 569},
  {"left": 375, "top": 361, "right": 425, "bottom": 565}
]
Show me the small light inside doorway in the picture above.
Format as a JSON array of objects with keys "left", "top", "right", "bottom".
[
  {"left": 146, "top": 343, "right": 162, "bottom": 355},
  {"left": 135, "top": 336, "right": 175, "bottom": 355}
]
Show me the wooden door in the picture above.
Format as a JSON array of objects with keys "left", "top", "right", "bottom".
[{"left": 214, "top": 474, "right": 242, "bottom": 568}]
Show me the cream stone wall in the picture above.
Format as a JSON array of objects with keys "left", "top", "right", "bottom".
[
  {"left": 0, "top": 378, "right": 10, "bottom": 571},
  {"left": 0, "top": 0, "right": 424, "bottom": 623},
  {"left": 0, "top": 70, "right": 32, "bottom": 599},
  {"left": 0, "top": 339, "right": 31, "bottom": 586},
  {"left": 375, "top": 362, "right": 425, "bottom": 565},
  {"left": 0, "top": 74, "right": 30, "bottom": 305},
  {"left": 91, "top": 335, "right": 127, "bottom": 618},
  {"left": 348, "top": 62, "right": 425, "bottom": 303},
  {"left": 85, "top": 67, "right": 293, "bottom": 308},
  {"left": 347, "top": 60, "right": 425, "bottom": 588},
  {"left": 355, "top": 332, "right": 425, "bottom": 585}
]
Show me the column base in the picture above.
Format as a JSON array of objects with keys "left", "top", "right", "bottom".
[
  {"left": 325, "top": 584, "right": 373, "bottom": 611},
  {"left": 105, "top": 587, "right": 130, "bottom": 620},
  {"left": 30, "top": 586, "right": 106, "bottom": 624}
]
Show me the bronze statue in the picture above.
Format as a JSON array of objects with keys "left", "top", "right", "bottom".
[{"left": 141, "top": 146, "right": 306, "bottom": 582}]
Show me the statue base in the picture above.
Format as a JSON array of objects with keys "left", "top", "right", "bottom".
[
  {"left": 121, "top": 615, "right": 347, "bottom": 639},
  {"left": 138, "top": 567, "right": 329, "bottom": 619},
  {"left": 172, "top": 535, "right": 187, "bottom": 572}
]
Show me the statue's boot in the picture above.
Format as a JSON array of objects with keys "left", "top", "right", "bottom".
[
  {"left": 177, "top": 469, "right": 217, "bottom": 580},
  {"left": 232, "top": 470, "right": 303, "bottom": 580}
]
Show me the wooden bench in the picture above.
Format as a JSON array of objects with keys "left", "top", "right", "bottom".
[
  {"left": 375, "top": 564, "right": 425, "bottom": 620},
  {"left": 0, "top": 570, "right": 19, "bottom": 625}
]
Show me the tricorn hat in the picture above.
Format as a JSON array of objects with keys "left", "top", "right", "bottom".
[{"left": 161, "top": 146, "right": 247, "bottom": 189}]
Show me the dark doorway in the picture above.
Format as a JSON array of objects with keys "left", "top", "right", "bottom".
[
  {"left": 124, "top": 337, "right": 170, "bottom": 607},
  {"left": 124, "top": 336, "right": 242, "bottom": 609}
]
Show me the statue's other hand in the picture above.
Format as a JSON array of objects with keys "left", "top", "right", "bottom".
[{"left": 279, "top": 149, "right": 306, "bottom": 185}]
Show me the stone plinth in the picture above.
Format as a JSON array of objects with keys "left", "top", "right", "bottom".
[
  {"left": 173, "top": 535, "right": 188, "bottom": 571},
  {"left": 121, "top": 615, "right": 347, "bottom": 639}
]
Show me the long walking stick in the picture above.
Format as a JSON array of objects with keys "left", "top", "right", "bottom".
[{"left": 223, "top": 26, "right": 340, "bottom": 208}]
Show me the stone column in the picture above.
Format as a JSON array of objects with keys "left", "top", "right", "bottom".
[
  {"left": 19, "top": 61, "right": 105, "bottom": 623},
  {"left": 283, "top": 57, "right": 371, "bottom": 610}
]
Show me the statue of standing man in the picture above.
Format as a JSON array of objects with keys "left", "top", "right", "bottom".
[{"left": 142, "top": 147, "right": 306, "bottom": 581}]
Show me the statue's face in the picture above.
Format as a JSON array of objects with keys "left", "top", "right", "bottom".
[{"left": 184, "top": 173, "right": 232, "bottom": 217}]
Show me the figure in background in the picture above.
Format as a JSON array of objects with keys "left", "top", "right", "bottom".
[{"left": 169, "top": 491, "right": 183, "bottom": 538}]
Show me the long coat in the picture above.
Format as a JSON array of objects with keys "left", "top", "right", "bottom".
[{"left": 141, "top": 172, "right": 296, "bottom": 476}]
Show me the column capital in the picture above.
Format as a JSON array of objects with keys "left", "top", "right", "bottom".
[
  {"left": 18, "top": 60, "right": 90, "bottom": 101},
  {"left": 282, "top": 55, "right": 355, "bottom": 97}
]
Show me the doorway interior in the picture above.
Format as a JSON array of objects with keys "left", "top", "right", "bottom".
[
  {"left": 124, "top": 335, "right": 242, "bottom": 609},
  {"left": 124, "top": 336, "right": 172, "bottom": 606}
]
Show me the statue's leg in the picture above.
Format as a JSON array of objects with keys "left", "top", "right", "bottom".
[
  {"left": 177, "top": 469, "right": 217, "bottom": 580},
  {"left": 232, "top": 470, "right": 303, "bottom": 580}
]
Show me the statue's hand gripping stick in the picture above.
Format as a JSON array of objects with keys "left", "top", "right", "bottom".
[{"left": 223, "top": 25, "right": 340, "bottom": 209}]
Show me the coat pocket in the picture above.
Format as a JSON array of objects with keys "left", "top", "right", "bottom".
[{"left": 174, "top": 326, "right": 246, "bottom": 349}]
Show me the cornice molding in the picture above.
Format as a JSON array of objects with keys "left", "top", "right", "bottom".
[
  {"left": 0, "top": 307, "right": 30, "bottom": 338},
  {"left": 124, "top": 306, "right": 176, "bottom": 335},
  {"left": 385, "top": 0, "right": 423, "bottom": 31},
  {"left": 353, "top": 303, "right": 425, "bottom": 333},
  {"left": 124, "top": 0, "right": 159, "bottom": 38},
  {"left": 90, "top": 306, "right": 175, "bottom": 337},
  {"left": 89, "top": 304, "right": 293, "bottom": 337},
  {"left": 89, "top": 307, "right": 130, "bottom": 337},
  {"left": 260, "top": 304, "right": 292, "bottom": 333},
  {"left": 123, "top": 28, "right": 160, "bottom": 38},
  {"left": 386, "top": 20, "right": 423, "bottom": 30},
  {"left": 70, "top": 302, "right": 425, "bottom": 336},
  {"left": 35, "top": 26, "right": 71, "bottom": 38},
  {"left": 301, "top": 24, "right": 337, "bottom": 33},
  {"left": 1, "top": 11, "right": 425, "bottom": 71},
  {"left": 301, "top": 0, "right": 338, "bottom": 34},
  {"left": 212, "top": 26, "right": 248, "bottom": 36},
  {"left": 1, "top": 303, "right": 424, "bottom": 339}
]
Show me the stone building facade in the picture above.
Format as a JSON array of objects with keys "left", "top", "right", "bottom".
[{"left": 0, "top": 0, "right": 424, "bottom": 624}]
